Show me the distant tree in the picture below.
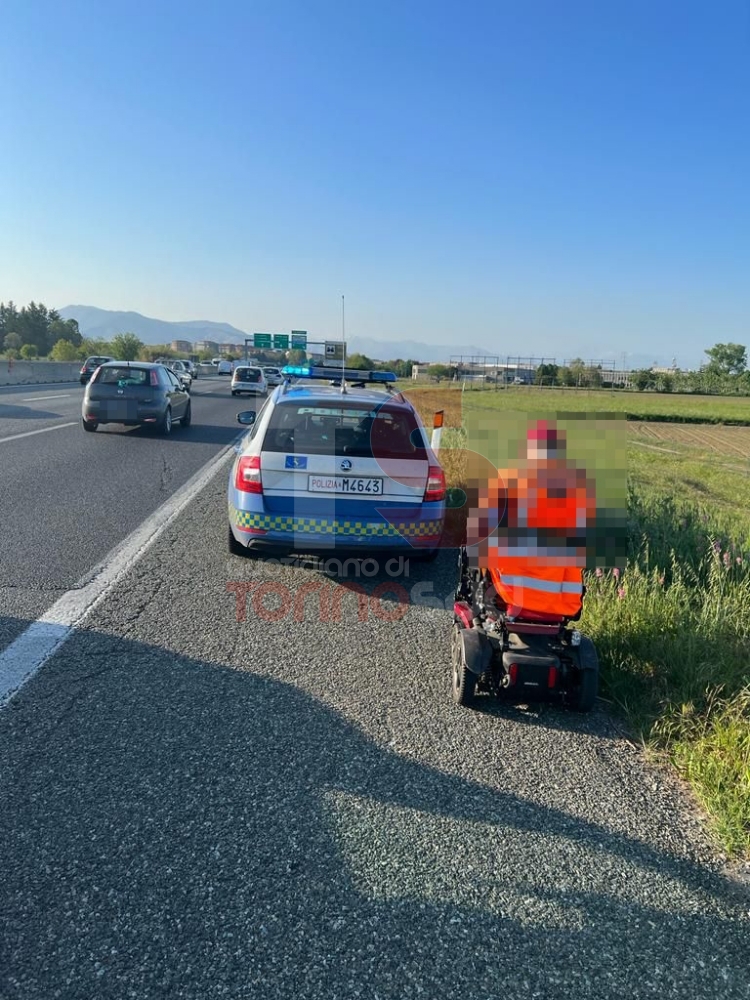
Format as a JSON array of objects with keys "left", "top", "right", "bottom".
[
  {"left": 428, "top": 364, "right": 450, "bottom": 382},
  {"left": 346, "top": 353, "right": 374, "bottom": 370},
  {"left": 658, "top": 373, "right": 674, "bottom": 393},
  {"left": 556, "top": 366, "right": 574, "bottom": 387},
  {"left": 566, "top": 358, "right": 587, "bottom": 386},
  {"left": 20, "top": 343, "right": 38, "bottom": 359},
  {"left": 704, "top": 342, "right": 747, "bottom": 376},
  {"left": 3, "top": 332, "right": 22, "bottom": 355},
  {"left": 632, "top": 369, "right": 655, "bottom": 391},
  {"left": 139, "top": 344, "right": 176, "bottom": 362},
  {"left": 286, "top": 349, "right": 307, "bottom": 365},
  {"left": 111, "top": 332, "right": 144, "bottom": 361},
  {"left": 79, "top": 337, "right": 113, "bottom": 358},
  {"left": 535, "top": 362, "right": 559, "bottom": 386},
  {"left": 50, "top": 338, "right": 79, "bottom": 361},
  {"left": 48, "top": 317, "right": 82, "bottom": 349},
  {"left": 0, "top": 301, "right": 20, "bottom": 340},
  {"left": 17, "top": 302, "right": 53, "bottom": 355},
  {"left": 584, "top": 365, "right": 603, "bottom": 388}
]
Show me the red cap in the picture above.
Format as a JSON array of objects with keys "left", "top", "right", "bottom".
[{"left": 527, "top": 420, "right": 561, "bottom": 443}]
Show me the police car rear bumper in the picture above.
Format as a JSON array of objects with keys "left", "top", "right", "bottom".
[{"left": 229, "top": 505, "right": 444, "bottom": 554}]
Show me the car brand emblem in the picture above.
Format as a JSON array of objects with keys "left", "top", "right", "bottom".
[
  {"left": 117, "top": 389, "right": 124, "bottom": 395},
  {"left": 340, "top": 459, "right": 352, "bottom": 471}
]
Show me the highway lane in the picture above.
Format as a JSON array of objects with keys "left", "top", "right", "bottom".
[
  {"left": 1, "top": 471, "right": 748, "bottom": 999},
  {"left": 0, "top": 375, "right": 253, "bottom": 652}
]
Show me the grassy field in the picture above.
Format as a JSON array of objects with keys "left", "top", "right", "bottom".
[
  {"left": 403, "top": 384, "right": 750, "bottom": 858},
  {"left": 403, "top": 382, "right": 750, "bottom": 424}
]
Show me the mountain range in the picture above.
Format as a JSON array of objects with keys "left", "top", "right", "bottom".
[
  {"left": 59, "top": 305, "right": 501, "bottom": 363},
  {"left": 59, "top": 305, "right": 666, "bottom": 368}
]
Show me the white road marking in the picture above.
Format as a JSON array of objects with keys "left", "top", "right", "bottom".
[
  {"left": 21, "top": 393, "right": 72, "bottom": 402},
  {"left": 0, "top": 443, "right": 237, "bottom": 707},
  {"left": 0, "top": 422, "right": 78, "bottom": 444}
]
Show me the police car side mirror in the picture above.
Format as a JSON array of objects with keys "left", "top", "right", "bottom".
[{"left": 237, "top": 411, "right": 256, "bottom": 426}]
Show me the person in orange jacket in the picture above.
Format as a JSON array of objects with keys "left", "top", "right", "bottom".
[{"left": 465, "top": 419, "right": 596, "bottom": 618}]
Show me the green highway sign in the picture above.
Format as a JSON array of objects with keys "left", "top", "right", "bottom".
[
  {"left": 253, "top": 333, "right": 272, "bottom": 348},
  {"left": 291, "top": 330, "right": 308, "bottom": 348},
  {"left": 273, "top": 334, "right": 289, "bottom": 350}
]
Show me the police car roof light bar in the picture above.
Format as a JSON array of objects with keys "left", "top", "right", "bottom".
[{"left": 281, "top": 365, "right": 397, "bottom": 384}]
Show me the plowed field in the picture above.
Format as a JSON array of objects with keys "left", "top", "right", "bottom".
[{"left": 629, "top": 422, "right": 750, "bottom": 460}]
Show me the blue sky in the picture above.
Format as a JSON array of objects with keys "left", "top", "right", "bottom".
[{"left": 1, "top": 0, "right": 748, "bottom": 365}]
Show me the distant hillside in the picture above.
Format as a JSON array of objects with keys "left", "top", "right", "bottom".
[
  {"left": 58, "top": 306, "right": 497, "bottom": 361},
  {"left": 57, "top": 305, "right": 673, "bottom": 369},
  {"left": 59, "top": 305, "right": 248, "bottom": 346}
]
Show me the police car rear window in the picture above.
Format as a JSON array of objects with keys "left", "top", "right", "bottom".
[{"left": 262, "top": 403, "right": 426, "bottom": 458}]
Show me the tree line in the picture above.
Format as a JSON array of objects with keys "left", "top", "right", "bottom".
[{"left": 3, "top": 303, "right": 746, "bottom": 395}]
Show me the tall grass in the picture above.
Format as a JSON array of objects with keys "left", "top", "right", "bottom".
[{"left": 580, "top": 489, "right": 750, "bottom": 855}]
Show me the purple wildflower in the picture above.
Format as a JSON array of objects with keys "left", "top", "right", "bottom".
[
  {"left": 713, "top": 540, "right": 722, "bottom": 553},
  {"left": 612, "top": 567, "right": 621, "bottom": 579},
  {"left": 737, "top": 556, "right": 743, "bottom": 567},
  {"left": 595, "top": 567, "right": 603, "bottom": 578},
  {"left": 723, "top": 551, "right": 731, "bottom": 568},
  {"left": 617, "top": 587, "right": 626, "bottom": 600}
]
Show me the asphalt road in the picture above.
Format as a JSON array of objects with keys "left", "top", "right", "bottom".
[
  {"left": 0, "top": 375, "right": 251, "bottom": 652},
  {"left": 1, "top": 381, "right": 749, "bottom": 999}
]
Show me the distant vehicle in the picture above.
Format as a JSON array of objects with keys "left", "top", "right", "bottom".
[
  {"left": 79, "top": 356, "right": 114, "bottom": 384},
  {"left": 262, "top": 366, "right": 283, "bottom": 386},
  {"left": 82, "top": 362, "right": 191, "bottom": 434},
  {"left": 231, "top": 366, "right": 267, "bottom": 396},
  {"left": 173, "top": 359, "right": 197, "bottom": 378},
  {"left": 211, "top": 357, "right": 222, "bottom": 366},
  {"left": 217, "top": 360, "right": 233, "bottom": 375},
  {"left": 166, "top": 362, "right": 193, "bottom": 390},
  {"left": 512, "top": 376, "right": 525, "bottom": 385}
]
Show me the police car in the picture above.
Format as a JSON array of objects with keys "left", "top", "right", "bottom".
[{"left": 228, "top": 366, "right": 446, "bottom": 559}]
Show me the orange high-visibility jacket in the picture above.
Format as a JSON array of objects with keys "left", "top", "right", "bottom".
[{"left": 471, "top": 459, "right": 595, "bottom": 617}]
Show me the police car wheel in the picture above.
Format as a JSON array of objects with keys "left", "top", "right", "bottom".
[{"left": 451, "top": 624, "right": 476, "bottom": 706}]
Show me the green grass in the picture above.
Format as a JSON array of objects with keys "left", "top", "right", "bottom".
[{"left": 404, "top": 382, "right": 750, "bottom": 424}]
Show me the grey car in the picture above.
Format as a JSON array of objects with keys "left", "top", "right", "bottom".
[{"left": 82, "top": 362, "right": 192, "bottom": 434}]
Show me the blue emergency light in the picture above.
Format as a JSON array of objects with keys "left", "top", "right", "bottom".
[{"left": 281, "top": 365, "right": 397, "bottom": 383}]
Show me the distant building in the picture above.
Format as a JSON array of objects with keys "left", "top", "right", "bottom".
[
  {"left": 171, "top": 340, "right": 192, "bottom": 354},
  {"left": 219, "top": 343, "right": 239, "bottom": 355},
  {"left": 194, "top": 340, "right": 219, "bottom": 355}
]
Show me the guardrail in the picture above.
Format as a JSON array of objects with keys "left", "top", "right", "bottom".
[{"left": 0, "top": 360, "right": 83, "bottom": 387}]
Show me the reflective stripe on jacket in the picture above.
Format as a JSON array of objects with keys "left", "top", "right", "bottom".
[{"left": 489, "top": 563, "right": 584, "bottom": 617}]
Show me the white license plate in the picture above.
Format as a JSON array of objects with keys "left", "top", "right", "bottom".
[{"left": 308, "top": 475, "right": 384, "bottom": 495}]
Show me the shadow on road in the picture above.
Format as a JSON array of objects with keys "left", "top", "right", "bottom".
[
  {"left": 0, "top": 404, "right": 70, "bottom": 421},
  {"left": 0, "top": 616, "right": 747, "bottom": 999}
]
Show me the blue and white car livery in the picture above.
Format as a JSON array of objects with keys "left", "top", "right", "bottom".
[{"left": 228, "top": 367, "right": 446, "bottom": 556}]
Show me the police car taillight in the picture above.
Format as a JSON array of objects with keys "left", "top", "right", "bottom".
[
  {"left": 235, "top": 455, "right": 262, "bottom": 493},
  {"left": 424, "top": 465, "right": 446, "bottom": 503}
]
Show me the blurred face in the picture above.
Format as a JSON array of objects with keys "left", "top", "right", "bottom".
[{"left": 527, "top": 441, "right": 563, "bottom": 460}]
